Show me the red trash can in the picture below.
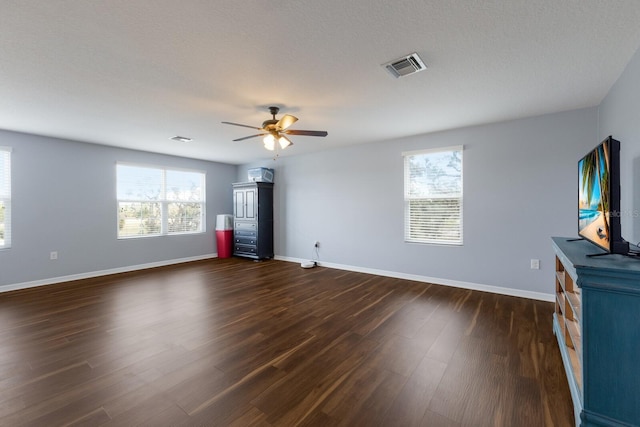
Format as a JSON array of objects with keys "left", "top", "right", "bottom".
[{"left": 215, "top": 214, "right": 234, "bottom": 258}]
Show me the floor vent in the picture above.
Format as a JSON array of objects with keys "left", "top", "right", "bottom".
[{"left": 383, "top": 53, "right": 427, "bottom": 78}]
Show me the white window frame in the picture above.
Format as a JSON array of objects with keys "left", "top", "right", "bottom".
[
  {"left": 116, "top": 162, "right": 206, "bottom": 239},
  {"left": 403, "top": 145, "right": 463, "bottom": 245},
  {"left": 0, "top": 147, "right": 11, "bottom": 249}
]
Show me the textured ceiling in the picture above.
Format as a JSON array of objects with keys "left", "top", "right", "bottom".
[{"left": 1, "top": 1, "right": 640, "bottom": 164}]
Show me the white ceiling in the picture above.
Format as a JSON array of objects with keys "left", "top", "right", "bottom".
[{"left": 1, "top": 1, "right": 640, "bottom": 165}]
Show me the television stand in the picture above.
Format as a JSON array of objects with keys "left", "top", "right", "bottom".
[
  {"left": 585, "top": 251, "right": 611, "bottom": 258},
  {"left": 568, "top": 238, "right": 630, "bottom": 257},
  {"left": 566, "top": 238, "right": 611, "bottom": 255}
]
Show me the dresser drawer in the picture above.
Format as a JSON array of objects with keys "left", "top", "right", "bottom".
[
  {"left": 234, "top": 244, "right": 257, "bottom": 255},
  {"left": 235, "top": 236, "right": 257, "bottom": 245},
  {"left": 235, "top": 222, "right": 257, "bottom": 231},
  {"left": 234, "top": 229, "right": 257, "bottom": 238}
]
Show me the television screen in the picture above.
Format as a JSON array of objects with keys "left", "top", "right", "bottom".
[{"left": 578, "top": 136, "right": 627, "bottom": 254}]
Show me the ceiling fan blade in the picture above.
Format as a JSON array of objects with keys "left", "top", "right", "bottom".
[
  {"left": 233, "top": 133, "right": 266, "bottom": 142},
  {"left": 276, "top": 114, "right": 298, "bottom": 131},
  {"left": 222, "top": 121, "right": 263, "bottom": 131},
  {"left": 284, "top": 130, "right": 328, "bottom": 137}
]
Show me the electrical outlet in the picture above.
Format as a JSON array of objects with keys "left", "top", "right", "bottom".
[
  {"left": 530, "top": 259, "right": 540, "bottom": 270},
  {"left": 314, "top": 241, "right": 319, "bottom": 248},
  {"left": 50, "top": 251, "right": 58, "bottom": 260}
]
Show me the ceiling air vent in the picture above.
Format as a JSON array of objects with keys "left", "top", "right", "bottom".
[
  {"left": 383, "top": 53, "right": 427, "bottom": 78},
  {"left": 171, "top": 136, "right": 193, "bottom": 142}
]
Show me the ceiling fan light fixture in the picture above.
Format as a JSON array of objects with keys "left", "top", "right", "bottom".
[
  {"left": 263, "top": 134, "right": 275, "bottom": 151},
  {"left": 278, "top": 135, "right": 292, "bottom": 149},
  {"left": 222, "top": 106, "right": 327, "bottom": 152}
]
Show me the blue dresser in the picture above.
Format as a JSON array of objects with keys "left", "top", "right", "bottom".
[{"left": 552, "top": 237, "right": 640, "bottom": 427}]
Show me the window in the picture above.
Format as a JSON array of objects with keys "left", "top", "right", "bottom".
[
  {"left": 0, "top": 147, "right": 10, "bottom": 249},
  {"left": 403, "top": 146, "right": 463, "bottom": 245},
  {"left": 116, "top": 163, "right": 205, "bottom": 238}
]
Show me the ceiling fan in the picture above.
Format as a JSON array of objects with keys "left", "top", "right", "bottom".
[{"left": 222, "top": 106, "right": 328, "bottom": 151}]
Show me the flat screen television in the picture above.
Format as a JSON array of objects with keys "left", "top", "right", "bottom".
[{"left": 578, "top": 136, "right": 628, "bottom": 254}]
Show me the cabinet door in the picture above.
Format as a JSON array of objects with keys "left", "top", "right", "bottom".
[
  {"left": 245, "top": 188, "right": 256, "bottom": 220},
  {"left": 234, "top": 189, "right": 246, "bottom": 219},
  {"left": 234, "top": 187, "right": 257, "bottom": 220}
]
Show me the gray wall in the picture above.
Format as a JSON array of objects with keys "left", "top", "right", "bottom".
[
  {"left": 241, "top": 108, "right": 598, "bottom": 297},
  {"left": 10, "top": 42, "right": 640, "bottom": 296},
  {"left": 0, "top": 130, "right": 236, "bottom": 288},
  {"left": 598, "top": 45, "right": 640, "bottom": 245}
]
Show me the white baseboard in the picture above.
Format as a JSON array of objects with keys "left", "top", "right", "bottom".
[
  {"left": 2, "top": 253, "right": 554, "bottom": 303},
  {"left": 0, "top": 253, "right": 217, "bottom": 294},
  {"left": 274, "top": 255, "right": 554, "bottom": 302}
]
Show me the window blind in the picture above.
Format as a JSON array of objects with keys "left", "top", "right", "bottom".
[
  {"left": 0, "top": 147, "right": 11, "bottom": 249},
  {"left": 403, "top": 146, "right": 463, "bottom": 245},
  {"left": 116, "top": 163, "right": 205, "bottom": 238}
]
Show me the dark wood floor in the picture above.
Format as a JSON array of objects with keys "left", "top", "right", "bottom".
[{"left": 0, "top": 258, "right": 574, "bottom": 426}]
